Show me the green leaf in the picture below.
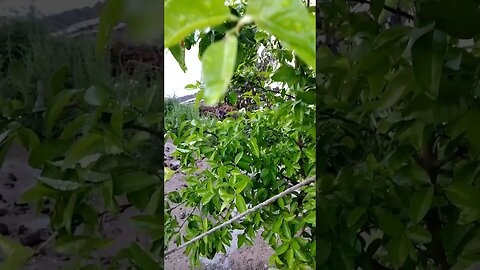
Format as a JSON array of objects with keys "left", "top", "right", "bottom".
[
  {"left": 238, "top": 234, "right": 247, "bottom": 249},
  {"left": 62, "top": 133, "right": 103, "bottom": 170},
  {"left": 111, "top": 108, "right": 123, "bottom": 138},
  {"left": 202, "top": 191, "right": 215, "bottom": 205},
  {"left": 446, "top": 182, "right": 480, "bottom": 223},
  {"left": 375, "top": 208, "right": 405, "bottom": 237},
  {"left": 347, "top": 207, "right": 366, "bottom": 227},
  {"left": 130, "top": 215, "right": 163, "bottom": 240},
  {"left": 234, "top": 176, "right": 249, "bottom": 194},
  {"left": 202, "top": 35, "right": 238, "bottom": 105},
  {"left": 37, "top": 176, "right": 81, "bottom": 191},
  {"left": 272, "top": 65, "right": 296, "bottom": 84},
  {"left": 84, "top": 85, "right": 110, "bottom": 106},
  {"left": 387, "top": 235, "right": 412, "bottom": 267},
  {"left": 64, "top": 192, "right": 78, "bottom": 234},
  {"left": 304, "top": 211, "right": 315, "bottom": 225},
  {"left": 409, "top": 187, "right": 434, "bottom": 224},
  {"left": 55, "top": 236, "right": 113, "bottom": 257},
  {"left": 164, "top": 167, "right": 175, "bottom": 181},
  {"left": 411, "top": 29, "right": 447, "bottom": 100},
  {"left": 96, "top": 0, "right": 124, "bottom": 58},
  {"left": 276, "top": 242, "right": 289, "bottom": 255},
  {"left": 249, "top": 137, "right": 259, "bottom": 157},
  {"left": 406, "top": 226, "right": 432, "bottom": 244},
  {"left": 50, "top": 65, "right": 69, "bottom": 94},
  {"left": 169, "top": 43, "right": 187, "bottom": 72},
  {"left": 286, "top": 249, "right": 294, "bottom": 268},
  {"left": 236, "top": 194, "right": 247, "bottom": 213},
  {"left": 372, "top": 25, "right": 410, "bottom": 49},
  {"left": 234, "top": 152, "right": 243, "bottom": 165},
  {"left": 164, "top": 0, "right": 231, "bottom": 48},
  {"left": 380, "top": 68, "right": 413, "bottom": 108},
  {"left": 113, "top": 172, "right": 160, "bottom": 195},
  {"left": 0, "top": 235, "right": 34, "bottom": 270},
  {"left": 45, "top": 89, "right": 80, "bottom": 138},
  {"left": 370, "top": 0, "right": 385, "bottom": 20},
  {"left": 247, "top": 0, "right": 315, "bottom": 70}
]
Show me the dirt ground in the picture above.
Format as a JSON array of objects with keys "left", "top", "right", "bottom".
[
  {"left": 0, "top": 143, "right": 148, "bottom": 269},
  {"left": 164, "top": 140, "right": 274, "bottom": 270}
]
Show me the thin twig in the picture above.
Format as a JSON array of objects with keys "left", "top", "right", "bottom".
[
  {"left": 349, "top": 0, "right": 415, "bottom": 20},
  {"left": 178, "top": 207, "right": 197, "bottom": 232},
  {"left": 34, "top": 231, "right": 58, "bottom": 255},
  {"left": 164, "top": 176, "right": 315, "bottom": 256}
]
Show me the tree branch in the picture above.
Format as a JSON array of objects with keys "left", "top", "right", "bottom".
[
  {"left": 164, "top": 176, "right": 315, "bottom": 256},
  {"left": 349, "top": 0, "right": 415, "bottom": 20}
]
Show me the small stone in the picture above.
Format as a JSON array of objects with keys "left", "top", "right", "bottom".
[
  {"left": 7, "top": 173, "right": 17, "bottom": 182},
  {"left": 0, "top": 223, "right": 9, "bottom": 235},
  {"left": 18, "top": 225, "right": 28, "bottom": 235},
  {"left": 20, "top": 229, "right": 49, "bottom": 247},
  {"left": 3, "top": 183, "right": 14, "bottom": 189},
  {"left": 180, "top": 212, "right": 186, "bottom": 219},
  {"left": 41, "top": 207, "right": 50, "bottom": 215}
]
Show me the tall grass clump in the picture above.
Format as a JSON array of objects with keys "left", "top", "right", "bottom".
[{"left": 164, "top": 98, "right": 198, "bottom": 135}]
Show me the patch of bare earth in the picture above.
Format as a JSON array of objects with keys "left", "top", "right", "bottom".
[{"left": 0, "top": 143, "right": 147, "bottom": 269}]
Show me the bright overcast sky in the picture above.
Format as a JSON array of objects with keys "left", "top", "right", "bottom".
[{"left": 164, "top": 44, "right": 202, "bottom": 98}]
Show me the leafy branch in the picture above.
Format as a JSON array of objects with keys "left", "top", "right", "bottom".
[{"left": 164, "top": 176, "right": 315, "bottom": 256}]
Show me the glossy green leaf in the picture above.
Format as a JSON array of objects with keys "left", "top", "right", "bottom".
[
  {"left": 96, "top": 0, "right": 124, "bottom": 58},
  {"left": 409, "top": 187, "right": 434, "bottom": 224},
  {"left": 380, "top": 68, "right": 413, "bottom": 108},
  {"left": 45, "top": 89, "right": 80, "bottom": 138},
  {"left": 169, "top": 44, "right": 187, "bottom": 72},
  {"left": 234, "top": 176, "right": 249, "bottom": 194},
  {"left": 234, "top": 152, "right": 243, "bottom": 165},
  {"left": 411, "top": 29, "right": 447, "bottom": 100},
  {"left": 201, "top": 35, "right": 238, "bottom": 105},
  {"left": 62, "top": 133, "right": 103, "bottom": 170},
  {"left": 406, "top": 226, "right": 432, "bottom": 244},
  {"left": 247, "top": 0, "right": 315, "bottom": 70},
  {"left": 347, "top": 207, "right": 366, "bottom": 227},
  {"left": 375, "top": 208, "right": 405, "bottom": 237},
  {"left": 55, "top": 236, "right": 113, "bottom": 256},
  {"left": 113, "top": 172, "right": 160, "bottom": 195},
  {"left": 37, "top": 176, "right": 81, "bottom": 191},
  {"left": 164, "top": 0, "right": 231, "bottom": 48},
  {"left": 249, "top": 137, "right": 259, "bottom": 157},
  {"left": 0, "top": 235, "right": 34, "bottom": 270},
  {"left": 236, "top": 194, "right": 247, "bottom": 213},
  {"left": 286, "top": 249, "right": 294, "bottom": 268},
  {"left": 387, "top": 235, "right": 411, "bottom": 267},
  {"left": 202, "top": 191, "right": 215, "bottom": 205}
]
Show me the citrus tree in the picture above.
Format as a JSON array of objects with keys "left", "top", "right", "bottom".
[
  {"left": 163, "top": 0, "right": 316, "bottom": 269},
  {"left": 318, "top": 0, "right": 480, "bottom": 269}
]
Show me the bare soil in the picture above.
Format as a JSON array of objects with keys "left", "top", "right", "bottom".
[{"left": 0, "top": 143, "right": 147, "bottom": 269}]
